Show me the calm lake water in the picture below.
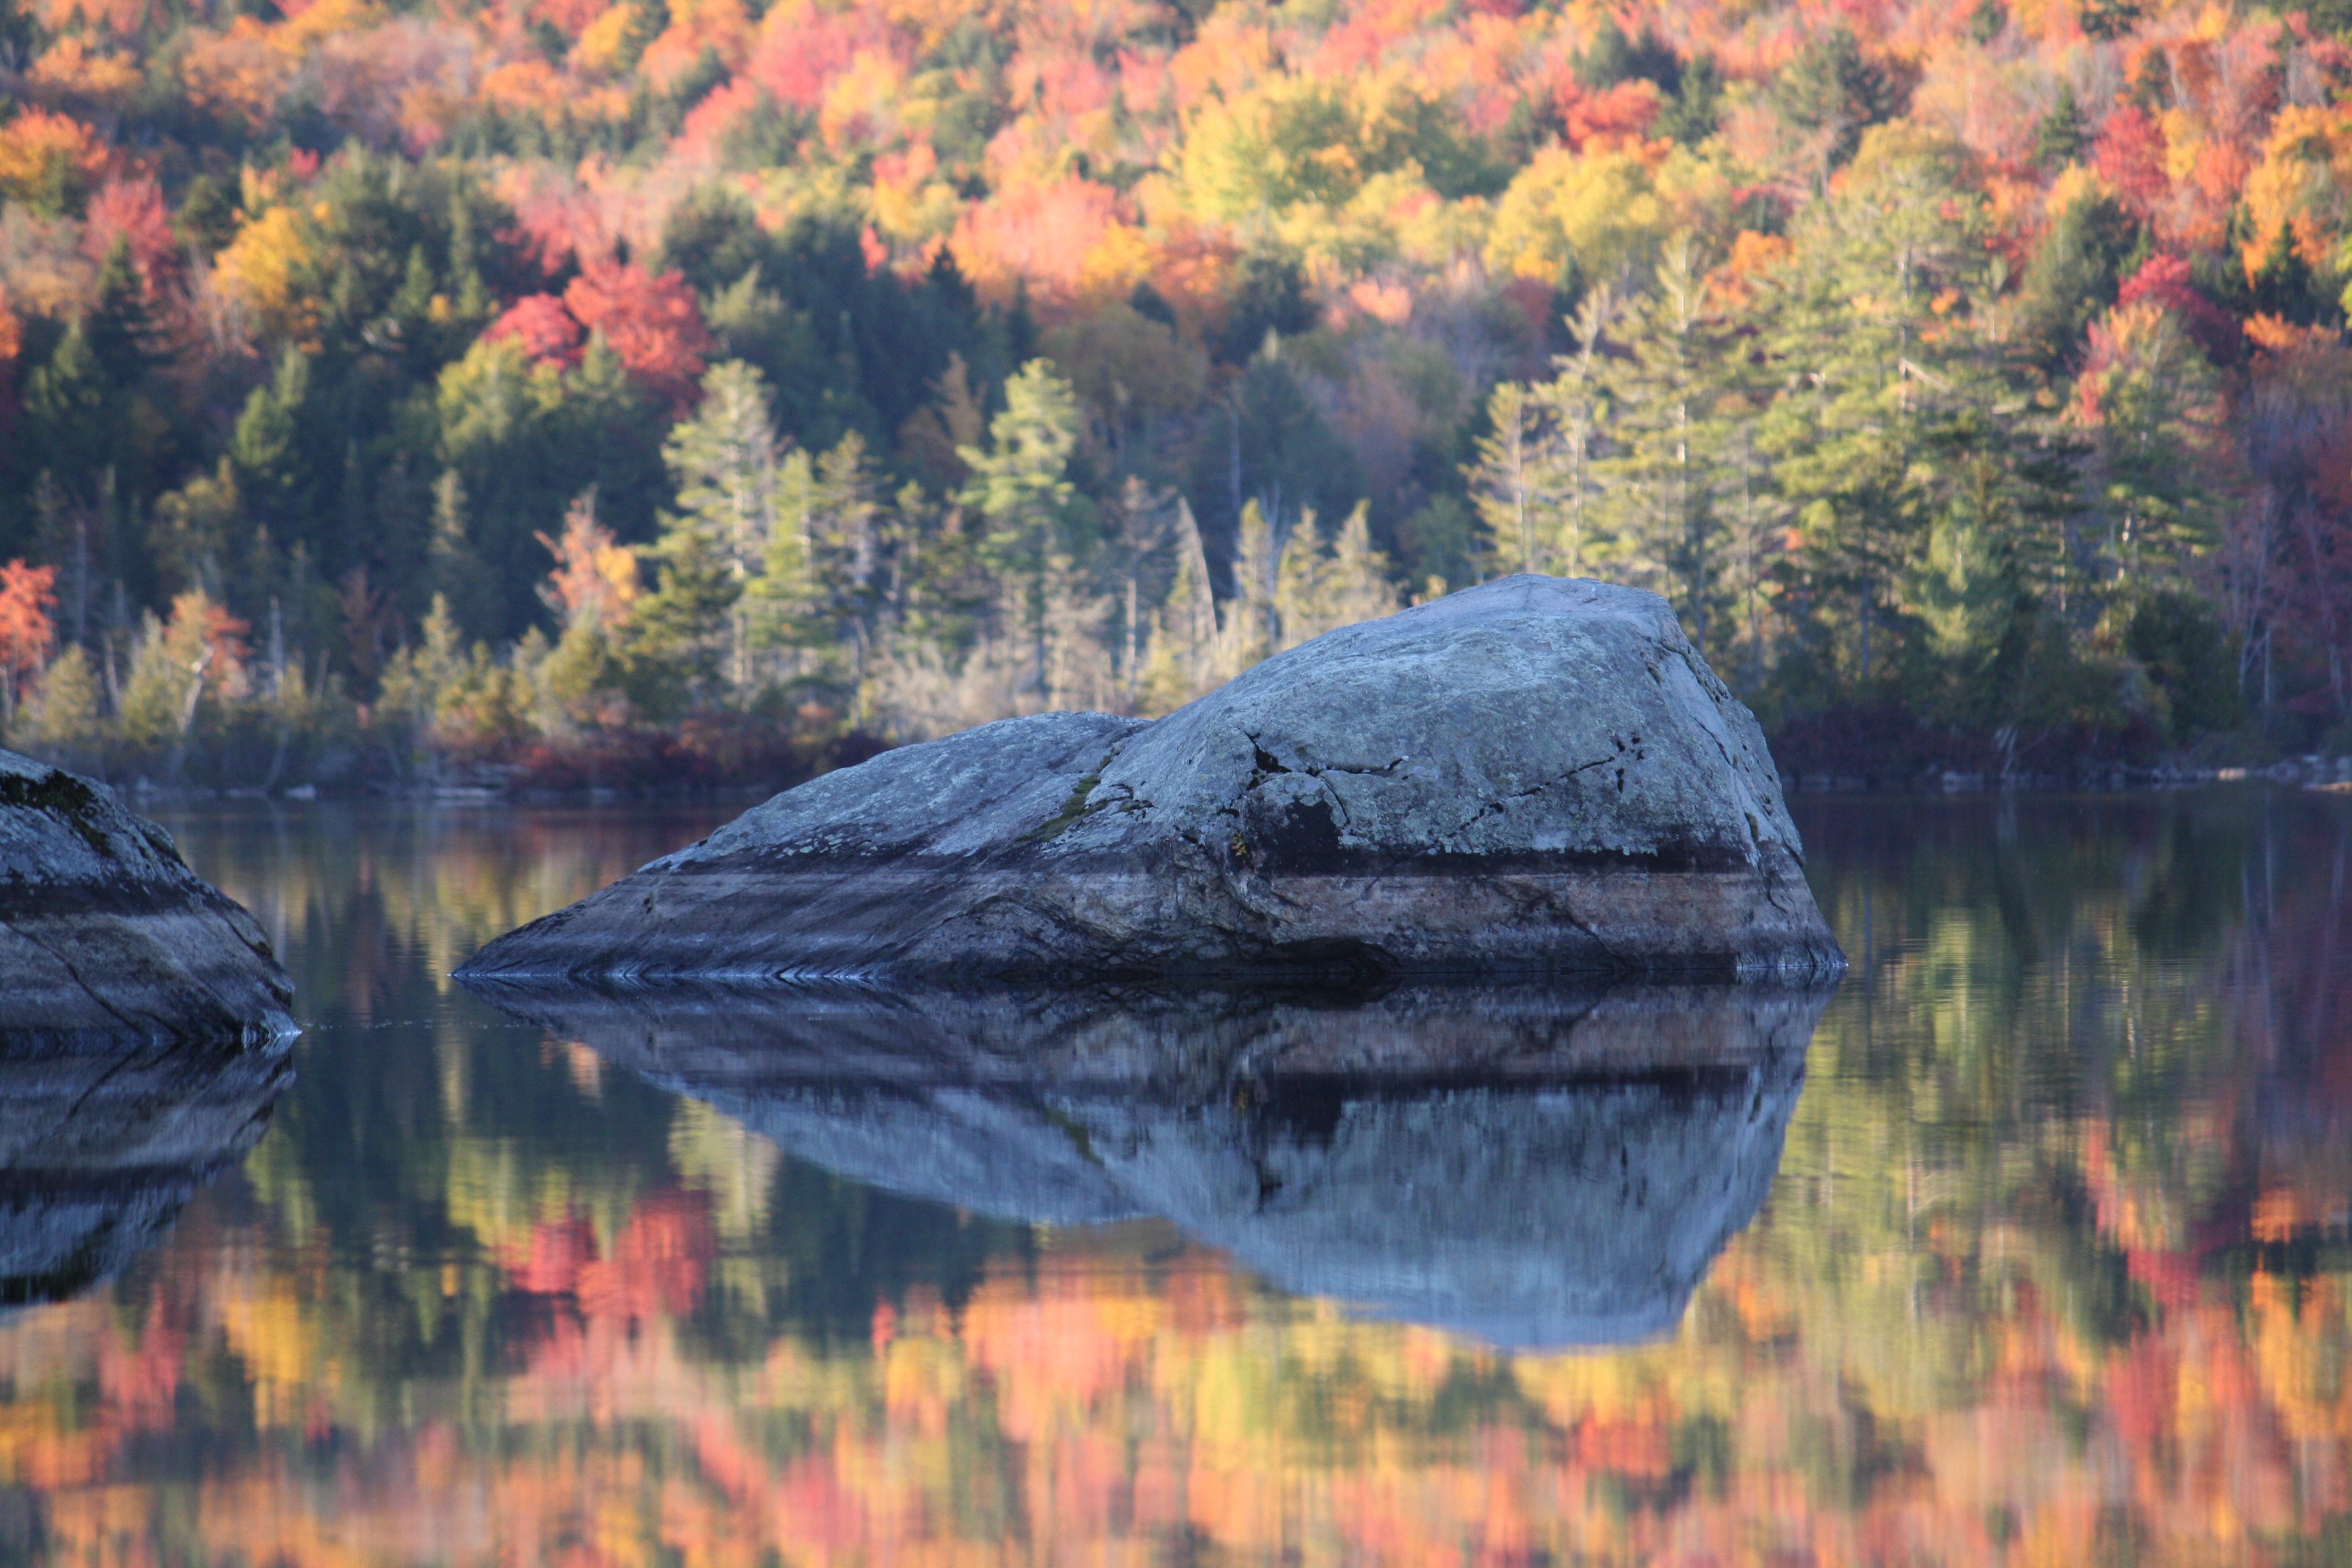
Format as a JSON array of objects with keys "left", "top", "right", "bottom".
[{"left": 2, "top": 788, "right": 2348, "bottom": 1564}]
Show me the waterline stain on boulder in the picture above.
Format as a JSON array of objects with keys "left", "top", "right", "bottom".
[
  {"left": 1, "top": 750, "right": 296, "bottom": 1048},
  {"left": 459, "top": 577, "right": 1846, "bottom": 985}
]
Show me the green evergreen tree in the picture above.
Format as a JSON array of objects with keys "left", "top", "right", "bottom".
[
  {"left": 1216, "top": 498, "right": 1279, "bottom": 678},
  {"left": 2079, "top": 309, "right": 2225, "bottom": 597},
  {"left": 232, "top": 348, "right": 314, "bottom": 539},
  {"left": 1762, "top": 126, "right": 1987, "bottom": 693},
  {"left": 1539, "top": 289, "right": 1614, "bottom": 578},
  {"left": 649, "top": 362, "right": 785, "bottom": 705},
  {"left": 753, "top": 432, "right": 892, "bottom": 720},
  {"left": 1775, "top": 25, "right": 1907, "bottom": 183},
  {"left": 1469, "top": 382, "right": 1549, "bottom": 577},
  {"left": 428, "top": 470, "right": 498, "bottom": 639},
  {"left": 24, "top": 324, "right": 109, "bottom": 503},
  {"left": 961, "top": 359, "right": 1089, "bottom": 701},
  {"left": 1276, "top": 503, "right": 1400, "bottom": 649},
  {"left": 1597, "top": 237, "right": 1738, "bottom": 647},
  {"left": 87, "top": 238, "right": 166, "bottom": 390},
  {"left": 2017, "top": 186, "right": 2142, "bottom": 367},
  {"left": 806, "top": 433, "right": 890, "bottom": 720},
  {"left": 624, "top": 531, "right": 740, "bottom": 720},
  {"left": 1763, "top": 125, "right": 2077, "bottom": 717},
  {"left": 1142, "top": 498, "right": 1220, "bottom": 715},
  {"left": 2032, "top": 84, "right": 2086, "bottom": 170}
]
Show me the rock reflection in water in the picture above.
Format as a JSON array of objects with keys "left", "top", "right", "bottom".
[
  {"left": 465, "top": 981, "right": 1826, "bottom": 1347},
  {"left": 0, "top": 1032, "right": 292, "bottom": 1305}
]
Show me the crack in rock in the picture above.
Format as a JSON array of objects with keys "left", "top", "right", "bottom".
[{"left": 1442, "top": 754, "right": 1619, "bottom": 841}]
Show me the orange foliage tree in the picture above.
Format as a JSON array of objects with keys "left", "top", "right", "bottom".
[
  {"left": 0, "top": 108, "right": 108, "bottom": 214},
  {"left": 0, "top": 559, "right": 58, "bottom": 717},
  {"left": 562, "top": 263, "right": 713, "bottom": 412}
]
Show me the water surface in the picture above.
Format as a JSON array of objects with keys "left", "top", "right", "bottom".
[{"left": 0, "top": 789, "right": 2347, "bottom": 1564}]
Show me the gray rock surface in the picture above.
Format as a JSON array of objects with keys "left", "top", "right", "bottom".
[
  {"left": 1, "top": 750, "right": 296, "bottom": 1047},
  {"left": 460, "top": 576, "right": 1843, "bottom": 984},
  {"left": 469, "top": 979, "right": 1823, "bottom": 1345}
]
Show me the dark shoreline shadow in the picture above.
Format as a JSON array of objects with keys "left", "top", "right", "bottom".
[
  {"left": 0, "top": 1031, "right": 294, "bottom": 1306},
  {"left": 461, "top": 978, "right": 1832, "bottom": 1348}
]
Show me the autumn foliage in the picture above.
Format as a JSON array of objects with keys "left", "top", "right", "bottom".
[
  {"left": 0, "top": 559, "right": 57, "bottom": 710},
  {"left": 2, "top": 0, "right": 2352, "bottom": 780}
]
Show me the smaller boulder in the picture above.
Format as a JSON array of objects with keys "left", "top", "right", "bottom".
[{"left": 0, "top": 751, "right": 296, "bottom": 1047}]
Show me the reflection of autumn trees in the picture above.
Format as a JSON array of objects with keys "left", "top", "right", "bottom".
[
  {"left": 164, "top": 804, "right": 739, "bottom": 1012},
  {"left": 0, "top": 797, "right": 2347, "bottom": 1562}
]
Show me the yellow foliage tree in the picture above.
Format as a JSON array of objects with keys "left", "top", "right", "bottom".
[
  {"left": 2240, "top": 103, "right": 2352, "bottom": 280},
  {"left": 213, "top": 205, "right": 318, "bottom": 344},
  {"left": 0, "top": 108, "right": 107, "bottom": 215},
  {"left": 1484, "top": 146, "right": 1666, "bottom": 291}
]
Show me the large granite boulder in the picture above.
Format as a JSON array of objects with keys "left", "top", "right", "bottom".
[
  {"left": 469, "top": 980, "right": 1823, "bottom": 1345},
  {"left": 1, "top": 750, "right": 295, "bottom": 1047},
  {"left": 460, "top": 577, "right": 1843, "bottom": 984}
]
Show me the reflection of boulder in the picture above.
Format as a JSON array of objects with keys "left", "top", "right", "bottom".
[
  {"left": 469, "top": 979, "right": 1822, "bottom": 1347},
  {"left": 1076, "top": 1065, "right": 1804, "bottom": 1347},
  {"left": 0, "top": 1034, "right": 293, "bottom": 1305}
]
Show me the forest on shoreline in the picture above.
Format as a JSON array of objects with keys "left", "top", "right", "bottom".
[{"left": 1, "top": 0, "right": 2350, "bottom": 791}]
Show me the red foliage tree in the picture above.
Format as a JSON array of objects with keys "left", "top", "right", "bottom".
[
  {"left": 1561, "top": 78, "right": 1662, "bottom": 151},
  {"left": 0, "top": 558, "right": 59, "bottom": 714},
  {"left": 2117, "top": 253, "right": 2241, "bottom": 362},
  {"left": 79, "top": 174, "right": 177, "bottom": 284},
  {"left": 486, "top": 292, "right": 586, "bottom": 367},
  {"left": 562, "top": 262, "right": 713, "bottom": 411},
  {"left": 2093, "top": 103, "right": 2169, "bottom": 215}
]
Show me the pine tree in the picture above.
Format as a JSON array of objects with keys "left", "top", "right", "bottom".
[
  {"left": 1103, "top": 478, "right": 1174, "bottom": 712},
  {"left": 1469, "top": 383, "right": 1548, "bottom": 576},
  {"left": 24, "top": 324, "right": 109, "bottom": 501},
  {"left": 1774, "top": 24, "right": 1906, "bottom": 184},
  {"left": 1596, "top": 237, "right": 1734, "bottom": 647},
  {"left": 626, "top": 526, "right": 740, "bottom": 719},
  {"left": 1275, "top": 508, "right": 1333, "bottom": 649},
  {"left": 1277, "top": 502, "right": 1401, "bottom": 648},
  {"left": 2033, "top": 84, "right": 2086, "bottom": 171},
  {"left": 2076, "top": 305, "right": 2224, "bottom": 596},
  {"left": 428, "top": 469, "right": 498, "bottom": 639},
  {"left": 1216, "top": 499, "right": 1279, "bottom": 678},
  {"left": 1764, "top": 123, "right": 2069, "bottom": 710},
  {"left": 1538, "top": 288, "right": 1614, "bottom": 578},
  {"left": 960, "top": 359, "right": 1089, "bottom": 701},
  {"left": 87, "top": 237, "right": 166, "bottom": 390},
  {"left": 231, "top": 348, "right": 313, "bottom": 540},
  {"left": 1142, "top": 499, "right": 1220, "bottom": 715},
  {"left": 1457, "top": 295, "right": 1614, "bottom": 588},
  {"left": 1325, "top": 504, "right": 1403, "bottom": 630},
  {"left": 662, "top": 359, "right": 788, "bottom": 700},
  {"left": 755, "top": 431, "right": 890, "bottom": 720}
]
